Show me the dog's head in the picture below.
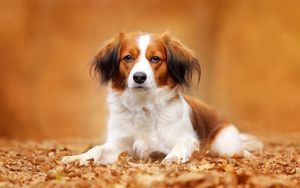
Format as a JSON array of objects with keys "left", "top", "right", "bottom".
[{"left": 91, "top": 32, "right": 200, "bottom": 92}]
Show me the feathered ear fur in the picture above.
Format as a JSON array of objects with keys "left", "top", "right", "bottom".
[
  {"left": 91, "top": 33, "right": 124, "bottom": 84},
  {"left": 162, "top": 33, "right": 201, "bottom": 87}
]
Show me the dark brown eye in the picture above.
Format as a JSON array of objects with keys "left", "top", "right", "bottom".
[
  {"left": 123, "top": 55, "right": 133, "bottom": 63},
  {"left": 150, "top": 56, "right": 161, "bottom": 63}
]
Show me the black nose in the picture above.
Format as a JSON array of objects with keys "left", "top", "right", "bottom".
[{"left": 133, "top": 72, "right": 147, "bottom": 84}]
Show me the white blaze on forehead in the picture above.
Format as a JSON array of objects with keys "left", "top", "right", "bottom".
[
  {"left": 127, "top": 34, "right": 156, "bottom": 89},
  {"left": 138, "top": 35, "right": 151, "bottom": 55}
]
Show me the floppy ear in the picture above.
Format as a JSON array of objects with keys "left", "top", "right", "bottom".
[
  {"left": 91, "top": 33, "right": 123, "bottom": 84},
  {"left": 163, "top": 34, "right": 201, "bottom": 87}
]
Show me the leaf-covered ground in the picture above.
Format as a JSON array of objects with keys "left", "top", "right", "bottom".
[{"left": 0, "top": 134, "right": 299, "bottom": 188}]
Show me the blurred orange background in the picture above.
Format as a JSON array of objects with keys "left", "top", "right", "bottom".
[{"left": 1, "top": 0, "right": 299, "bottom": 139}]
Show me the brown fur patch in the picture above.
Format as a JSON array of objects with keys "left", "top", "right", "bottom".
[
  {"left": 162, "top": 33, "right": 201, "bottom": 86},
  {"left": 146, "top": 36, "right": 177, "bottom": 88},
  {"left": 183, "top": 95, "right": 230, "bottom": 148},
  {"left": 111, "top": 35, "right": 138, "bottom": 92}
]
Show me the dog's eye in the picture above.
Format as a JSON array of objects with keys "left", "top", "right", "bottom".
[
  {"left": 150, "top": 56, "right": 161, "bottom": 63},
  {"left": 123, "top": 55, "right": 133, "bottom": 63}
]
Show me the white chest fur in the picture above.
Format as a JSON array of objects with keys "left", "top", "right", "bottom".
[{"left": 106, "top": 87, "right": 199, "bottom": 157}]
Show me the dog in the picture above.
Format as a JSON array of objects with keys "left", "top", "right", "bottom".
[{"left": 61, "top": 32, "right": 263, "bottom": 165}]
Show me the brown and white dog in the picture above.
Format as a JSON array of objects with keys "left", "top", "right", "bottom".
[{"left": 61, "top": 32, "right": 263, "bottom": 165}]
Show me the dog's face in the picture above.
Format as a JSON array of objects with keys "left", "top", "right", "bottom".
[{"left": 92, "top": 32, "right": 200, "bottom": 92}]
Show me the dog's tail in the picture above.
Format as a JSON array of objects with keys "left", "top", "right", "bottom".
[{"left": 240, "top": 133, "right": 263, "bottom": 156}]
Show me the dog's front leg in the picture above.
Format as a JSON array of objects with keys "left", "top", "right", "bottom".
[
  {"left": 162, "top": 138, "right": 199, "bottom": 163},
  {"left": 61, "top": 143, "right": 123, "bottom": 165}
]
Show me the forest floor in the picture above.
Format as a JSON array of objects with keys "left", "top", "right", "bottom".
[{"left": 0, "top": 134, "right": 299, "bottom": 188}]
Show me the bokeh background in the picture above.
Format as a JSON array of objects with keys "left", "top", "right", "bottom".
[{"left": 1, "top": 0, "right": 299, "bottom": 140}]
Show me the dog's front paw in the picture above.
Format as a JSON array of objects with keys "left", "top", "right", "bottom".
[
  {"left": 162, "top": 140, "right": 199, "bottom": 164},
  {"left": 61, "top": 155, "right": 91, "bottom": 166},
  {"left": 133, "top": 139, "right": 148, "bottom": 159},
  {"left": 61, "top": 145, "right": 103, "bottom": 166},
  {"left": 162, "top": 153, "right": 189, "bottom": 164}
]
